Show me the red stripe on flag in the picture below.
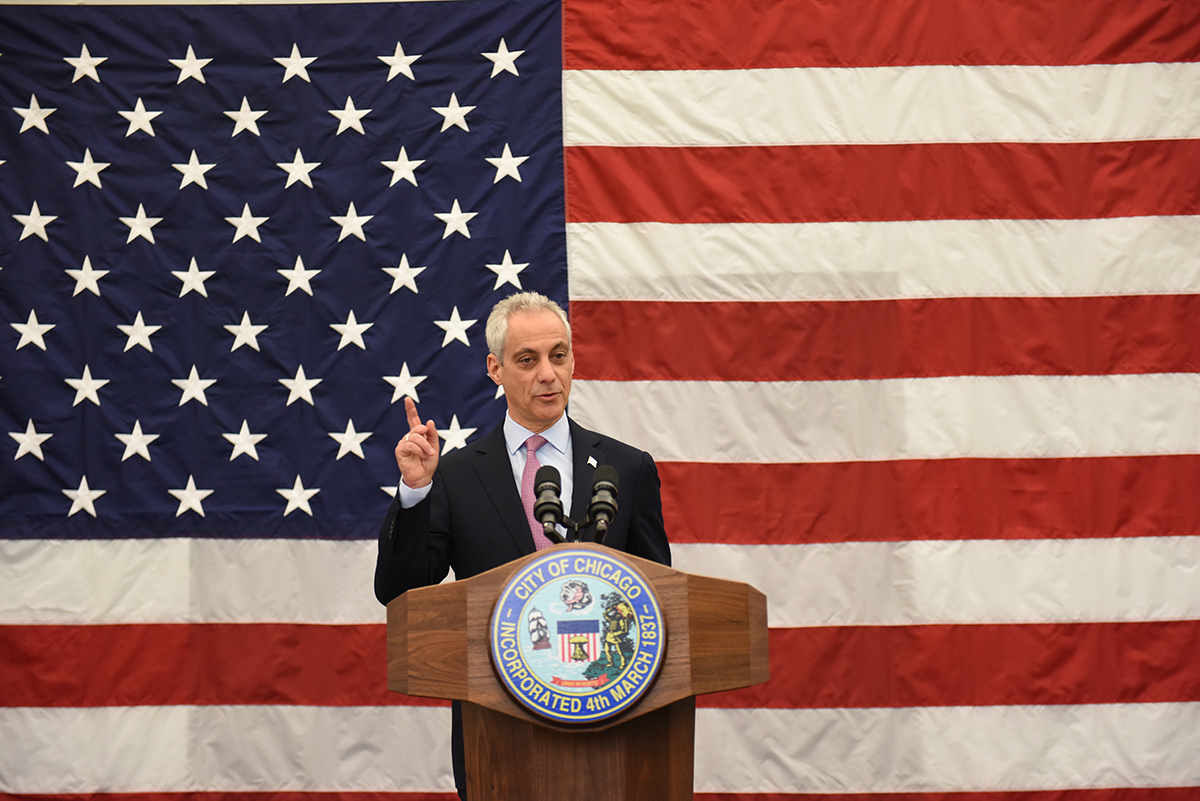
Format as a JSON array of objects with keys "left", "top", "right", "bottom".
[
  {"left": 565, "top": 141, "right": 1200, "bottom": 224},
  {"left": 699, "top": 622, "right": 1200, "bottom": 709},
  {"left": 564, "top": 0, "right": 1200, "bottom": 69},
  {"left": 6, "top": 620, "right": 1197, "bottom": 710},
  {"left": 572, "top": 297, "right": 1200, "bottom": 382},
  {"left": 0, "top": 623, "right": 443, "bottom": 708},
  {"left": 657, "top": 457, "right": 1200, "bottom": 545}
]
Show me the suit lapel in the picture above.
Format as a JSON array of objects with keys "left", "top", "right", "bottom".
[
  {"left": 569, "top": 419, "right": 606, "bottom": 526},
  {"left": 474, "top": 418, "right": 607, "bottom": 553},
  {"left": 471, "top": 424, "right": 535, "bottom": 555}
]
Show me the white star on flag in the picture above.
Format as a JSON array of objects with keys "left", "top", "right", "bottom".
[
  {"left": 278, "top": 256, "right": 319, "bottom": 296},
  {"left": 277, "top": 476, "right": 319, "bottom": 516},
  {"left": 434, "top": 306, "right": 477, "bottom": 347},
  {"left": 12, "top": 309, "right": 55, "bottom": 351},
  {"left": 383, "top": 362, "right": 427, "bottom": 403},
  {"left": 331, "top": 310, "right": 373, "bottom": 350},
  {"left": 329, "top": 97, "right": 371, "bottom": 135},
  {"left": 382, "top": 147, "right": 424, "bottom": 187},
  {"left": 482, "top": 38, "right": 524, "bottom": 77},
  {"left": 65, "top": 365, "right": 110, "bottom": 407},
  {"left": 434, "top": 199, "right": 477, "bottom": 239},
  {"left": 67, "top": 256, "right": 109, "bottom": 297},
  {"left": 14, "top": 201, "right": 57, "bottom": 242},
  {"left": 329, "top": 419, "right": 372, "bottom": 460},
  {"left": 440, "top": 415, "right": 477, "bottom": 453},
  {"left": 172, "top": 365, "right": 216, "bottom": 406},
  {"left": 432, "top": 93, "right": 475, "bottom": 132},
  {"left": 119, "top": 204, "right": 163, "bottom": 244},
  {"left": 173, "top": 257, "right": 215, "bottom": 297},
  {"left": 331, "top": 202, "right": 373, "bottom": 241},
  {"left": 224, "top": 311, "right": 268, "bottom": 351},
  {"left": 10, "top": 420, "right": 52, "bottom": 462},
  {"left": 173, "top": 150, "right": 215, "bottom": 190},
  {"left": 277, "top": 149, "right": 320, "bottom": 188},
  {"left": 383, "top": 254, "right": 425, "bottom": 294},
  {"left": 280, "top": 365, "right": 321, "bottom": 406},
  {"left": 118, "top": 98, "right": 162, "bottom": 137},
  {"left": 115, "top": 421, "right": 159, "bottom": 462},
  {"left": 225, "top": 204, "right": 268, "bottom": 242},
  {"left": 63, "top": 476, "right": 105, "bottom": 518},
  {"left": 65, "top": 44, "right": 106, "bottom": 83},
  {"left": 486, "top": 249, "right": 529, "bottom": 289},
  {"left": 275, "top": 43, "right": 317, "bottom": 83},
  {"left": 169, "top": 45, "right": 211, "bottom": 84},
  {"left": 67, "top": 148, "right": 110, "bottom": 188},
  {"left": 223, "top": 421, "right": 267, "bottom": 461},
  {"left": 117, "top": 311, "right": 162, "bottom": 352},
  {"left": 224, "top": 97, "right": 267, "bottom": 137},
  {"left": 13, "top": 95, "right": 56, "bottom": 134},
  {"left": 486, "top": 143, "right": 529, "bottom": 183},
  {"left": 379, "top": 41, "right": 421, "bottom": 81},
  {"left": 169, "top": 475, "right": 214, "bottom": 517}
]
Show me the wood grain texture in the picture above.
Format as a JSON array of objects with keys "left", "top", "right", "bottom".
[
  {"left": 463, "top": 697, "right": 696, "bottom": 801},
  {"left": 387, "top": 542, "right": 769, "bottom": 727}
]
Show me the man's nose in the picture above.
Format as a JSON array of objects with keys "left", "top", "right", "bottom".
[{"left": 535, "top": 357, "right": 556, "bottom": 382}]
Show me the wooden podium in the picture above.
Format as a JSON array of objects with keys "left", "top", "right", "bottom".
[{"left": 387, "top": 542, "right": 769, "bottom": 800}]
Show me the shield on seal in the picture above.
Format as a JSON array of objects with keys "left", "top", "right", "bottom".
[{"left": 556, "top": 618, "right": 600, "bottom": 662}]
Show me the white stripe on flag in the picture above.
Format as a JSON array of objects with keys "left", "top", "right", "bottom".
[
  {"left": 694, "top": 703, "right": 1200, "bottom": 793},
  {"left": 565, "top": 63, "right": 1200, "bottom": 146},
  {"left": 676, "top": 538, "right": 1200, "bottom": 628},
  {"left": 3, "top": 702, "right": 1198, "bottom": 794},
  {"left": 0, "top": 704, "right": 454, "bottom": 794},
  {"left": 7, "top": 537, "right": 1199, "bottom": 627},
  {"left": 0, "top": 537, "right": 382, "bottom": 624},
  {"left": 571, "top": 374, "right": 1200, "bottom": 464},
  {"left": 567, "top": 216, "right": 1200, "bottom": 301}
]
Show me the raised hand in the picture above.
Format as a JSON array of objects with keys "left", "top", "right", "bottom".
[{"left": 394, "top": 396, "right": 439, "bottom": 488}]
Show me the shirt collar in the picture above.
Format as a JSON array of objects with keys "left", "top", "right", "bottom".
[{"left": 504, "top": 412, "right": 570, "bottom": 456}]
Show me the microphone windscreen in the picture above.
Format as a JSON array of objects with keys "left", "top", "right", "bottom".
[
  {"left": 593, "top": 464, "right": 619, "bottom": 492},
  {"left": 535, "top": 464, "right": 561, "bottom": 489}
]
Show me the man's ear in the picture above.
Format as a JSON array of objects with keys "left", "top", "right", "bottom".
[{"left": 486, "top": 353, "right": 502, "bottom": 385}]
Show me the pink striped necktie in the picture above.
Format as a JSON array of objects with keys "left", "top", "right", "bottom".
[{"left": 520, "top": 434, "right": 553, "bottom": 550}]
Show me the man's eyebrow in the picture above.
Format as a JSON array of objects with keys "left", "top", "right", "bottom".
[{"left": 511, "top": 340, "right": 570, "bottom": 357}]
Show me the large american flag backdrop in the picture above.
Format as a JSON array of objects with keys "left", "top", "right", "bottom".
[{"left": 2, "top": 0, "right": 1199, "bottom": 798}]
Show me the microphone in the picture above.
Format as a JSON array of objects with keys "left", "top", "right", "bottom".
[
  {"left": 587, "top": 465, "right": 619, "bottom": 544},
  {"left": 533, "top": 465, "right": 566, "bottom": 544}
]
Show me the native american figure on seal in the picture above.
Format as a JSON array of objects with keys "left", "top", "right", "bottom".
[{"left": 600, "top": 592, "right": 635, "bottom": 670}]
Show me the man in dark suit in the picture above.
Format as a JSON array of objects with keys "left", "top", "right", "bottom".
[{"left": 374, "top": 291, "right": 670, "bottom": 798}]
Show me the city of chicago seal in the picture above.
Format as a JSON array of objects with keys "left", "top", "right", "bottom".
[{"left": 489, "top": 547, "right": 667, "bottom": 725}]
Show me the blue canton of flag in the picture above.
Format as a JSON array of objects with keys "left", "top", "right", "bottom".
[{"left": 0, "top": 0, "right": 566, "bottom": 540}]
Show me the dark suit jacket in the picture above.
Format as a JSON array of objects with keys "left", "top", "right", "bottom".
[
  {"left": 375, "top": 417, "right": 671, "bottom": 605},
  {"left": 373, "top": 417, "right": 671, "bottom": 799}
]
